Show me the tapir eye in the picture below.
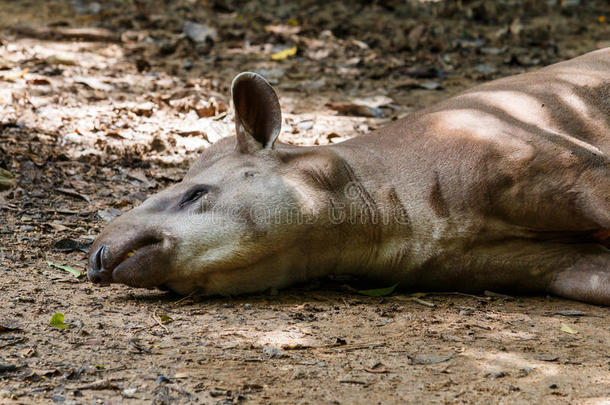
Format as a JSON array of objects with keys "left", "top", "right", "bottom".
[{"left": 179, "top": 187, "right": 208, "bottom": 208}]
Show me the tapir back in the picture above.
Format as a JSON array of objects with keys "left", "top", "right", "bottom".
[{"left": 333, "top": 48, "right": 609, "bottom": 235}]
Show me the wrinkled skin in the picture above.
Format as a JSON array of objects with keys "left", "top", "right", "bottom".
[{"left": 89, "top": 50, "right": 610, "bottom": 305}]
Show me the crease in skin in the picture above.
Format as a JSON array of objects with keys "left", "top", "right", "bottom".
[
  {"left": 554, "top": 71, "right": 603, "bottom": 87},
  {"left": 462, "top": 90, "right": 552, "bottom": 128},
  {"left": 442, "top": 93, "right": 606, "bottom": 159}
]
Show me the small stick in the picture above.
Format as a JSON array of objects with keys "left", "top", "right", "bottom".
[{"left": 151, "top": 311, "right": 169, "bottom": 333}]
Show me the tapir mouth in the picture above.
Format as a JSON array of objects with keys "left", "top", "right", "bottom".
[{"left": 88, "top": 234, "right": 172, "bottom": 288}]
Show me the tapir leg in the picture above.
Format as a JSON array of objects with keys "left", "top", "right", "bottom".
[
  {"left": 409, "top": 240, "right": 610, "bottom": 305},
  {"left": 480, "top": 241, "right": 610, "bottom": 306},
  {"left": 548, "top": 253, "right": 610, "bottom": 306}
]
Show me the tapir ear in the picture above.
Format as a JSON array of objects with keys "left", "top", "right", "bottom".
[{"left": 231, "top": 72, "right": 282, "bottom": 153}]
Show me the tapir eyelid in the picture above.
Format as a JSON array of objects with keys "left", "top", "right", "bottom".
[{"left": 179, "top": 187, "right": 208, "bottom": 208}]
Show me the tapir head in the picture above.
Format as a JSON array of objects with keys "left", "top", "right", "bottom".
[{"left": 88, "top": 73, "right": 323, "bottom": 295}]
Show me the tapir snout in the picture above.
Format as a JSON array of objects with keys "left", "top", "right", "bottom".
[{"left": 88, "top": 213, "right": 175, "bottom": 288}]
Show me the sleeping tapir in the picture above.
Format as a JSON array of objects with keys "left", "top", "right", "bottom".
[{"left": 88, "top": 48, "right": 609, "bottom": 305}]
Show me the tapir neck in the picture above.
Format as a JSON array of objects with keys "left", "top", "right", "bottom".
[{"left": 279, "top": 124, "right": 436, "bottom": 283}]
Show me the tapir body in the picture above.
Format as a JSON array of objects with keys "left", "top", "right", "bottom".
[{"left": 89, "top": 48, "right": 610, "bottom": 305}]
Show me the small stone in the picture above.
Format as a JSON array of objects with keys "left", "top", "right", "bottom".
[
  {"left": 263, "top": 346, "right": 284, "bottom": 358},
  {"left": 485, "top": 370, "right": 507, "bottom": 378},
  {"left": 297, "top": 120, "right": 314, "bottom": 131},
  {"left": 88, "top": 2, "right": 101, "bottom": 14},
  {"left": 150, "top": 136, "right": 166, "bottom": 152},
  {"left": 0, "top": 363, "right": 17, "bottom": 372},
  {"left": 549, "top": 383, "right": 559, "bottom": 389},
  {"left": 517, "top": 366, "right": 533, "bottom": 377},
  {"left": 459, "top": 307, "right": 475, "bottom": 316},
  {"left": 156, "top": 375, "right": 170, "bottom": 384},
  {"left": 97, "top": 208, "right": 122, "bottom": 222},
  {"left": 420, "top": 81, "right": 441, "bottom": 90},
  {"left": 132, "top": 102, "right": 156, "bottom": 117},
  {"left": 184, "top": 21, "right": 218, "bottom": 43},
  {"left": 474, "top": 63, "right": 496, "bottom": 75},
  {"left": 293, "top": 368, "right": 307, "bottom": 379},
  {"left": 122, "top": 387, "right": 137, "bottom": 398}
]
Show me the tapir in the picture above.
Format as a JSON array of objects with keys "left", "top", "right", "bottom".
[{"left": 88, "top": 48, "right": 610, "bottom": 305}]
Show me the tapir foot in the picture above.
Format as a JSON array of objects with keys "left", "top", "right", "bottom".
[{"left": 549, "top": 253, "right": 610, "bottom": 306}]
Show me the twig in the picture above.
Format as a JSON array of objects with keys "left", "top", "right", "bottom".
[
  {"left": 12, "top": 26, "right": 121, "bottom": 43},
  {"left": 409, "top": 296, "right": 436, "bottom": 307},
  {"left": 76, "top": 378, "right": 121, "bottom": 391},
  {"left": 151, "top": 311, "right": 169, "bottom": 333},
  {"left": 174, "top": 290, "right": 197, "bottom": 304}
]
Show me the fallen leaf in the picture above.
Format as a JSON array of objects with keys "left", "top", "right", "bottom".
[
  {"left": 281, "top": 343, "right": 310, "bottom": 350},
  {"left": 364, "top": 363, "right": 389, "bottom": 373},
  {"left": 56, "top": 187, "right": 90, "bottom": 202},
  {"left": 49, "top": 313, "right": 70, "bottom": 330},
  {"left": 535, "top": 354, "right": 559, "bottom": 362},
  {"left": 53, "top": 238, "right": 90, "bottom": 253},
  {"left": 159, "top": 315, "right": 173, "bottom": 324},
  {"left": 271, "top": 46, "right": 297, "bottom": 61},
  {"left": 0, "top": 323, "right": 22, "bottom": 333},
  {"left": 351, "top": 95, "right": 393, "bottom": 108},
  {"left": 47, "top": 261, "right": 83, "bottom": 278},
  {"left": 358, "top": 283, "right": 399, "bottom": 297},
  {"left": 410, "top": 353, "right": 454, "bottom": 365},
  {"left": 47, "top": 222, "right": 70, "bottom": 232},
  {"left": 0, "top": 167, "right": 17, "bottom": 190},
  {"left": 27, "top": 78, "right": 51, "bottom": 85},
  {"left": 265, "top": 24, "right": 301, "bottom": 35},
  {"left": 2, "top": 68, "right": 29, "bottom": 82},
  {"left": 184, "top": 21, "right": 218, "bottom": 43},
  {"left": 326, "top": 102, "right": 383, "bottom": 118},
  {"left": 561, "top": 324, "right": 578, "bottom": 334},
  {"left": 74, "top": 77, "right": 113, "bottom": 92}
]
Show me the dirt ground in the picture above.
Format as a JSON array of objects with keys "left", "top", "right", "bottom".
[{"left": 1, "top": 0, "right": 609, "bottom": 403}]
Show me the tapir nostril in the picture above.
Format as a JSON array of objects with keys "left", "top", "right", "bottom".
[
  {"left": 92, "top": 244, "right": 106, "bottom": 271},
  {"left": 88, "top": 244, "right": 111, "bottom": 284}
]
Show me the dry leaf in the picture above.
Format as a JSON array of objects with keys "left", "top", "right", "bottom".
[{"left": 271, "top": 46, "right": 297, "bottom": 61}]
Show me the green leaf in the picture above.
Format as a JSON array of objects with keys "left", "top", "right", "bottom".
[
  {"left": 49, "top": 313, "right": 69, "bottom": 330},
  {"left": 358, "top": 283, "right": 399, "bottom": 297},
  {"left": 159, "top": 315, "right": 173, "bottom": 324},
  {"left": 47, "top": 261, "right": 83, "bottom": 278},
  {"left": 561, "top": 324, "right": 578, "bottom": 334}
]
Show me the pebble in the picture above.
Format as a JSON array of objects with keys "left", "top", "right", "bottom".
[{"left": 263, "top": 346, "right": 284, "bottom": 358}]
